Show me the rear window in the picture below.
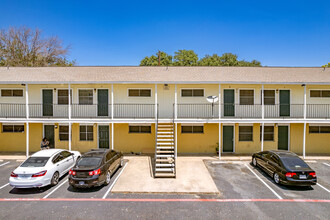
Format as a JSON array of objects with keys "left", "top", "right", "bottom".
[
  {"left": 21, "top": 157, "right": 49, "bottom": 167},
  {"left": 76, "top": 157, "right": 102, "bottom": 167},
  {"left": 280, "top": 157, "right": 309, "bottom": 169}
]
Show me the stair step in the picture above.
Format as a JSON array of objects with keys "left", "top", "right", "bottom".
[
  {"left": 156, "top": 159, "right": 174, "bottom": 163},
  {"left": 155, "top": 168, "right": 174, "bottom": 172},
  {"left": 158, "top": 125, "right": 173, "bottom": 127},
  {"left": 158, "top": 132, "right": 173, "bottom": 134},
  {"left": 157, "top": 142, "right": 174, "bottom": 145},
  {"left": 157, "top": 128, "right": 173, "bottom": 131},
  {"left": 157, "top": 139, "right": 174, "bottom": 142},
  {"left": 156, "top": 150, "right": 174, "bottom": 154},
  {"left": 154, "top": 173, "right": 176, "bottom": 178},
  {"left": 157, "top": 135, "right": 174, "bottom": 138},
  {"left": 156, "top": 154, "right": 174, "bottom": 158},
  {"left": 156, "top": 146, "right": 174, "bottom": 149},
  {"left": 155, "top": 163, "right": 175, "bottom": 167}
]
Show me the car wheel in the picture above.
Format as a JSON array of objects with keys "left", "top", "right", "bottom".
[
  {"left": 104, "top": 171, "right": 111, "bottom": 186},
  {"left": 273, "top": 173, "right": 280, "bottom": 185},
  {"left": 51, "top": 171, "right": 60, "bottom": 186},
  {"left": 252, "top": 157, "right": 257, "bottom": 167}
]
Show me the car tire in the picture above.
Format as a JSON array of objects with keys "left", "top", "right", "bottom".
[
  {"left": 104, "top": 171, "right": 111, "bottom": 186},
  {"left": 273, "top": 173, "right": 280, "bottom": 185},
  {"left": 252, "top": 157, "right": 257, "bottom": 167},
  {"left": 51, "top": 171, "right": 60, "bottom": 186}
]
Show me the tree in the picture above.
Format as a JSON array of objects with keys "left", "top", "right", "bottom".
[
  {"left": 173, "top": 50, "right": 198, "bottom": 66},
  {"left": 140, "top": 51, "right": 172, "bottom": 66},
  {"left": 198, "top": 54, "right": 223, "bottom": 66},
  {"left": 0, "top": 26, "right": 74, "bottom": 67},
  {"left": 322, "top": 63, "right": 330, "bottom": 68}
]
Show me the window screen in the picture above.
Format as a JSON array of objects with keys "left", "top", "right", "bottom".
[{"left": 240, "top": 90, "right": 254, "bottom": 105}]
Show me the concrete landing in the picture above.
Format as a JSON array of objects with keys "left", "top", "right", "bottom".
[{"left": 111, "top": 156, "right": 219, "bottom": 194}]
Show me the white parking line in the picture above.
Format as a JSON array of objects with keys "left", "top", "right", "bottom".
[
  {"left": 317, "top": 183, "right": 330, "bottom": 194},
  {"left": 102, "top": 162, "right": 128, "bottom": 199},
  {"left": 43, "top": 179, "right": 68, "bottom": 199},
  {"left": 244, "top": 163, "right": 283, "bottom": 200},
  {"left": 0, "top": 183, "right": 9, "bottom": 190},
  {"left": 0, "top": 162, "right": 10, "bottom": 167},
  {"left": 323, "top": 163, "right": 330, "bottom": 167}
]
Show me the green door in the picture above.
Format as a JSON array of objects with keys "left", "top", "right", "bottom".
[
  {"left": 223, "top": 126, "right": 234, "bottom": 152},
  {"left": 43, "top": 89, "right": 53, "bottom": 116},
  {"left": 44, "top": 125, "right": 55, "bottom": 148},
  {"left": 224, "top": 89, "right": 235, "bottom": 117},
  {"left": 278, "top": 126, "right": 289, "bottom": 150},
  {"left": 280, "top": 90, "right": 290, "bottom": 117},
  {"left": 99, "top": 125, "right": 110, "bottom": 149},
  {"left": 98, "top": 89, "right": 109, "bottom": 116}
]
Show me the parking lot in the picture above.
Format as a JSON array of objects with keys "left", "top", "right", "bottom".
[{"left": 0, "top": 158, "right": 329, "bottom": 219}]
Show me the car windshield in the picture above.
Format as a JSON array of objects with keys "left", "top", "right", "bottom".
[
  {"left": 76, "top": 157, "right": 102, "bottom": 167},
  {"left": 20, "top": 157, "right": 50, "bottom": 167},
  {"left": 281, "top": 157, "right": 309, "bottom": 170}
]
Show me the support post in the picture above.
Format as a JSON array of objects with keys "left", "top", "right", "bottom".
[
  {"left": 175, "top": 123, "right": 177, "bottom": 160},
  {"left": 155, "top": 84, "right": 157, "bottom": 120},
  {"left": 303, "top": 122, "right": 306, "bottom": 159},
  {"left": 261, "top": 84, "right": 264, "bottom": 151},
  {"left": 26, "top": 122, "right": 29, "bottom": 157},
  {"left": 25, "top": 84, "right": 29, "bottom": 157},
  {"left": 218, "top": 84, "right": 221, "bottom": 120},
  {"left": 303, "top": 85, "right": 307, "bottom": 119},
  {"left": 111, "top": 84, "right": 114, "bottom": 150},
  {"left": 175, "top": 84, "right": 177, "bottom": 119},
  {"left": 218, "top": 123, "right": 221, "bottom": 160},
  {"left": 68, "top": 83, "right": 71, "bottom": 151}
]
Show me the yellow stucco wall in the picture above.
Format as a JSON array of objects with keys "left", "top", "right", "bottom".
[
  {"left": 114, "top": 123, "right": 155, "bottom": 153},
  {"left": 0, "top": 123, "right": 26, "bottom": 151},
  {"left": 178, "top": 123, "right": 218, "bottom": 153},
  {"left": 71, "top": 123, "right": 98, "bottom": 153},
  {"left": 306, "top": 124, "right": 330, "bottom": 154}
]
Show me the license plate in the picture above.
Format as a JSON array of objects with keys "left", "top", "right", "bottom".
[
  {"left": 79, "top": 181, "right": 85, "bottom": 185},
  {"left": 299, "top": 175, "right": 307, "bottom": 179}
]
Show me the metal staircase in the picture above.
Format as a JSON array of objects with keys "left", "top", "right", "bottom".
[{"left": 154, "top": 122, "right": 176, "bottom": 178}]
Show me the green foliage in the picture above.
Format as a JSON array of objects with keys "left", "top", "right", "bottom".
[
  {"left": 140, "top": 50, "right": 261, "bottom": 67},
  {"left": 322, "top": 63, "right": 330, "bottom": 68},
  {"left": 173, "top": 50, "right": 198, "bottom": 66},
  {"left": 140, "top": 51, "right": 172, "bottom": 66}
]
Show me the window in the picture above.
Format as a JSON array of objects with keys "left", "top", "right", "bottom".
[
  {"left": 181, "top": 126, "right": 204, "bottom": 134},
  {"left": 59, "top": 126, "right": 69, "bottom": 141},
  {"left": 60, "top": 151, "right": 72, "bottom": 159},
  {"left": 239, "top": 126, "right": 253, "bottom": 141},
  {"left": 80, "top": 125, "right": 93, "bottom": 141},
  {"left": 310, "top": 90, "right": 330, "bottom": 98},
  {"left": 79, "top": 90, "right": 93, "bottom": 104},
  {"left": 2, "top": 125, "right": 24, "bottom": 133},
  {"left": 57, "top": 89, "right": 72, "bottom": 105},
  {"left": 260, "top": 126, "right": 274, "bottom": 141},
  {"left": 262, "top": 90, "right": 275, "bottom": 105},
  {"left": 181, "top": 89, "right": 204, "bottom": 97},
  {"left": 129, "top": 126, "right": 151, "bottom": 133},
  {"left": 309, "top": 126, "right": 330, "bottom": 134},
  {"left": 1, "top": 89, "right": 23, "bottom": 97},
  {"left": 128, "top": 89, "right": 151, "bottom": 97},
  {"left": 240, "top": 90, "right": 254, "bottom": 105}
]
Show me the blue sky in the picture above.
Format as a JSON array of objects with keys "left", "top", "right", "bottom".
[{"left": 1, "top": 0, "right": 329, "bottom": 66}]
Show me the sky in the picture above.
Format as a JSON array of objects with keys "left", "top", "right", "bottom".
[{"left": 0, "top": 0, "right": 329, "bottom": 67}]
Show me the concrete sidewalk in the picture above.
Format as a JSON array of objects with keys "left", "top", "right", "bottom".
[{"left": 111, "top": 156, "right": 219, "bottom": 194}]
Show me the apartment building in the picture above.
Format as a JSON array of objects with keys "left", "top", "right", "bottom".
[{"left": 0, "top": 66, "right": 329, "bottom": 177}]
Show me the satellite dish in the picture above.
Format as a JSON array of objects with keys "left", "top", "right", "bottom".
[{"left": 206, "top": 95, "right": 219, "bottom": 103}]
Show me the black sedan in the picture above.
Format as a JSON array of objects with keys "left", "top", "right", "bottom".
[
  {"left": 252, "top": 150, "right": 317, "bottom": 186},
  {"left": 68, "top": 149, "right": 123, "bottom": 188}
]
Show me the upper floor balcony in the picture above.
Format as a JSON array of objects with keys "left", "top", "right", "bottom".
[{"left": 0, "top": 103, "right": 330, "bottom": 119}]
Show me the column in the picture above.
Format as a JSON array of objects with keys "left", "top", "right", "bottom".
[
  {"left": 218, "top": 84, "right": 221, "bottom": 159},
  {"left": 26, "top": 122, "right": 29, "bottom": 157},
  {"left": 25, "top": 84, "right": 29, "bottom": 157},
  {"left": 174, "top": 84, "right": 177, "bottom": 119},
  {"left": 261, "top": 84, "right": 264, "bottom": 151},
  {"left": 155, "top": 84, "right": 158, "bottom": 120},
  {"left": 68, "top": 84, "right": 71, "bottom": 151},
  {"left": 111, "top": 84, "right": 114, "bottom": 150}
]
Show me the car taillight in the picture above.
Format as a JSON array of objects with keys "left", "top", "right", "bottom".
[
  {"left": 10, "top": 172, "right": 18, "bottom": 177},
  {"left": 89, "top": 169, "right": 101, "bottom": 176},
  {"left": 285, "top": 172, "right": 297, "bottom": 178},
  {"left": 31, "top": 170, "right": 47, "bottom": 177},
  {"left": 69, "top": 169, "right": 76, "bottom": 176},
  {"left": 309, "top": 172, "right": 316, "bottom": 178}
]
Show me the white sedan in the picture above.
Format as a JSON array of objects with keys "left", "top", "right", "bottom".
[{"left": 9, "top": 149, "right": 81, "bottom": 188}]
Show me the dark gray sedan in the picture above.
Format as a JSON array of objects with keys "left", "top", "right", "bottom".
[{"left": 252, "top": 150, "right": 317, "bottom": 186}]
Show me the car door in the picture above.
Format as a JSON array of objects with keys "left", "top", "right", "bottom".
[
  {"left": 52, "top": 153, "right": 66, "bottom": 176},
  {"left": 60, "top": 151, "right": 75, "bottom": 174},
  {"left": 268, "top": 154, "right": 280, "bottom": 176},
  {"left": 256, "top": 151, "right": 268, "bottom": 170},
  {"left": 108, "top": 152, "right": 117, "bottom": 173}
]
